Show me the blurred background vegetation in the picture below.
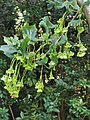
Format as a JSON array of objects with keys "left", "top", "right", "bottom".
[{"left": 0, "top": 0, "right": 90, "bottom": 120}]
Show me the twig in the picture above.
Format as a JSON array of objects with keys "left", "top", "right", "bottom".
[
  {"left": 71, "top": 10, "right": 80, "bottom": 22},
  {"left": 58, "top": 112, "right": 61, "bottom": 120},
  {"left": 9, "top": 105, "right": 15, "bottom": 120},
  {"left": 55, "top": 36, "right": 62, "bottom": 45}
]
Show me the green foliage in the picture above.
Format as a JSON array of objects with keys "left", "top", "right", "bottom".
[
  {"left": 0, "top": 107, "right": 9, "bottom": 120},
  {"left": 68, "top": 98, "right": 90, "bottom": 119},
  {"left": 0, "top": 0, "right": 90, "bottom": 120},
  {"left": 0, "top": 13, "right": 87, "bottom": 97},
  {"left": 39, "top": 16, "right": 55, "bottom": 34},
  {"left": 47, "top": 0, "right": 78, "bottom": 10},
  {"left": 0, "top": 0, "right": 16, "bottom": 41}
]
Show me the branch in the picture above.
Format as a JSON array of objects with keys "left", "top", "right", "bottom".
[
  {"left": 9, "top": 105, "right": 15, "bottom": 120},
  {"left": 77, "top": 0, "right": 90, "bottom": 27}
]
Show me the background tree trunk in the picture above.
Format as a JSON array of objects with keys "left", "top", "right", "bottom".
[{"left": 77, "top": 0, "right": 90, "bottom": 27}]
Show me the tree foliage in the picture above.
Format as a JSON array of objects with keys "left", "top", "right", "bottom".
[{"left": 0, "top": 0, "right": 90, "bottom": 120}]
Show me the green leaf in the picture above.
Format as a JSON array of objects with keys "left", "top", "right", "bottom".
[
  {"left": 52, "top": 0, "right": 63, "bottom": 9},
  {"left": 3, "top": 36, "right": 13, "bottom": 45},
  {"left": 59, "top": 34, "right": 68, "bottom": 45},
  {"left": 3, "top": 36, "right": 20, "bottom": 47},
  {"left": 50, "top": 34, "right": 59, "bottom": 45},
  {"left": 49, "top": 52, "right": 58, "bottom": 65},
  {"left": 69, "top": 19, "right": 81, "bottom": 26},
  {"left": 22, "top": 24, "right": 37, "bottom": 42},
  {"left": 37, "top": 57, "right": 48, "bottom": 65},
  {"left": 42, "top": 33, "right": 49, "bottom": 41},
  {"left": 62, "top": 0, "right": 78, "bottom": 10},
  {"left": 47, "top": 0, "right": 63, "bottom": 9},
  {"left": 41, "top": 53, "right": 46, "bottom": 59},
  {"left": 52, "top": 108, "right": 59, "bottom": 112},
  {"left": 62, "top": 0, "right": 70, "bottom": 9},
  {"left": 39, "top": 16, "right": 55, "bottom": 34},
  {"left": 0, "top": 45, "right": 18, "bottom": 58},
  {"left": 20, "top": 37, "right": 29, "bottom": 56}
]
